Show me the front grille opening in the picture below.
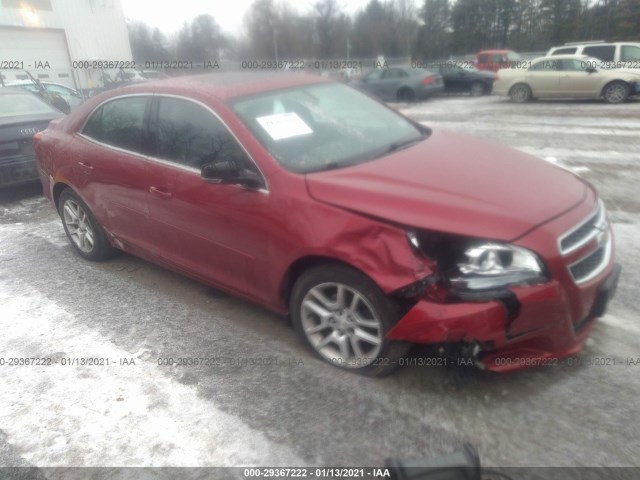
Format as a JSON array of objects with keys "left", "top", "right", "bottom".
[
  {"left": 570, "top": 247, "right": 605, "bottom": 283},
  {"left": 560, "top": 201, "right": 607, "bottom": 255}
]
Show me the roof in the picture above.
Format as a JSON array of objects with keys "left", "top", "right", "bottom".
[
  {"left": 534, "top": 54, "right": 592, "bottom": 61},
  {"left": 477, "top": 49, "right": 516, "bottom": 54},
  {"left": 112, "top": 71, "right": 332, "bottom": 101}
]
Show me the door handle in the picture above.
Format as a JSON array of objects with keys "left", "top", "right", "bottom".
[
  {"left": 78, "top": 161, "right": 93, "bottom": 170},
  {"left": 149, "top": 186, "right": 172, "bottom": 200}
]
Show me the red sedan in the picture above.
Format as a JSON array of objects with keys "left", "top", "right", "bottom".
[{"left": 34, "top": 72, "right": 620, "bottom": 376}]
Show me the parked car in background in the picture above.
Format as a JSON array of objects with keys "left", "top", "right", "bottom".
[
  {"left": 431, "top": 62, "right": 496, "bottom": 96},
  {"left": 0, "top": 88, "right": 63, "bottom": 187},
  {"left": 476, "top": 50, "right": 522, "bottom": 72},
  {"left": 5, "top": 80, "right": 85, "bottom": 109},
  {"left": 494, "top": 55, "right": 640, "bottom": 103},
  {"left": 546, "top": 41, "right": 640, "bottom": 69},
  {"left": 34, "top": 72, "right": 619, "bottom": 376},
  {"left": 355, "top": 66, "right": 444, "bottom": 102}
]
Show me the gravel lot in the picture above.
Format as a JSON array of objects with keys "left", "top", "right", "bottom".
[{"left": 1, "top": 94, "right": 639, "bottom": 472}]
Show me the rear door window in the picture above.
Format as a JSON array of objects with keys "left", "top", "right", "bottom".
[{"left": 583, "top": 45, "right": 616, "bottom": 62}]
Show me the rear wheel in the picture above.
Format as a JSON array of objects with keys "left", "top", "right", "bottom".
[
  {"left": 397, "top": 87, "right": 416, "bottom": 102},
  {"left": 603, "top": 81, "right": 630, "bottom": 104},
  {"left": 58, "top": 189, "right": 115, "bottom": 261},
  {"left": 290, "top": 265, "right": 409, "bottom": 376},
  {"left": 470, "top": 81, "right": 486, "bottom": 97},
  {"left": 509, "top": 84, "right": 532, "bottom": 103}
]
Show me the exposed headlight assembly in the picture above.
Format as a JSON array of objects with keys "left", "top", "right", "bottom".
[
  {"left": 449, "top": 243, "right": 546, "bottom": 291},
  {"left": 406, "top": 231, "right": 547, "bottom": 292}
]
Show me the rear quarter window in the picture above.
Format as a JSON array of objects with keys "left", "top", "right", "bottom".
[
  {"left": 621, "top": 45, "right": 640, "bottom": 62},
  {"left": 81, "top": 96, "right": 148, "bottom": 152}
]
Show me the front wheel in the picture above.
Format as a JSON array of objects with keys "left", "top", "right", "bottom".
[
  {"left": 397, "top": 87, "right": 416, "bottom": 102},
  {"left": 58, "top": 189, "right": 115, "bottom": 261},
  {"left": 290, "top": 265, "right": 409, "bottom": 376},
  {"left": 603, "top": 81, "right": 630, "bottom": 104},
  {"left": 470, "top": 81, "right": 486, "bottom": 97},
  {"left": 509, "top": 84, "right": 532, "bottom": 103}
]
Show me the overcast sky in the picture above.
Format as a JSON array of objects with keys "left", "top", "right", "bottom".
[{"left": 120, "top": 0, "right": 382, "bottom": 38}]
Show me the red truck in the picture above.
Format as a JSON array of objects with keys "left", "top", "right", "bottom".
[{"left": 476, "top": 49, "right": 522, "bottom": 71}]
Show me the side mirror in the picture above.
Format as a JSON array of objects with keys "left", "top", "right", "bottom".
[
  {"left": 201, "top": 159, "right": 263, "bottom": 189},
  {"left": 49, "top": 93, "right": 71, "bottom": 114},
  {"left": 586, "top": 67, "right": 597, "bottom": 74}
]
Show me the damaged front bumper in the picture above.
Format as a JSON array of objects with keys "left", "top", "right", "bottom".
[{"left": 387, "top": 263, "right": 622, "bottom": 373}]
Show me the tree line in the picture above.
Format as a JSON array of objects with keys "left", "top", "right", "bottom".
[{"left": 128, "top": 0, "right": 640, "bottom": 64}]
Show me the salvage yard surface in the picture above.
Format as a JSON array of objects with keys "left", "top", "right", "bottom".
[{"left": 1, "top": 95, "right": 639, "bottom": 469}]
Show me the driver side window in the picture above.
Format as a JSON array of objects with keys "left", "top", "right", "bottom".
[{"left": 153, "top": 97, "right": 253, "bottom": 172}]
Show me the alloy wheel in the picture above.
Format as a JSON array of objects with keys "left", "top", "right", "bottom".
[
  {"left": 300, "top": 282, "right": 383, "bottom": 367},
  {"left": 605, "top": 83, "right": 627, "bottom": 104},
  {"left": 63, "top": 199, "right": 95, "bottom": 253}
]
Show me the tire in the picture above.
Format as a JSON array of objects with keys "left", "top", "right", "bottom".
[
  {"left": 509, "top": 84, "right": 532, "bottom": 103},
  {"left": 603, "top": 81, "right": 630, "bottom": 104},
  {"left": 397, "top": 87, "right": 416, "bottom": 102},
  {"left": 58, "top": 189, "right": 115, "bottom": 261},
  {"left": 290, "top": 264, "right": 410, "bottom": 377},
  {"left": 470, "top": 81, "right": 486, "bottom": 97}
]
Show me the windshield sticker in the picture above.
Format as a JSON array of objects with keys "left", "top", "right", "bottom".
[{"left": 256, "top": 112, "right": 313, "bottom": 141}]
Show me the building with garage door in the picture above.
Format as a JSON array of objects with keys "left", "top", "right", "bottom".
[{"left": 0, "top": 0, "right": 132, "bottom": 90}]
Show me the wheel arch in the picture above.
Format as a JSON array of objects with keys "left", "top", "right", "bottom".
[
  {"left": 600, "top": 79, "right": 631, "bottom": 97},
  {"left": 52, "top": 181, "right": 72, "bottom": 210},
  {"left": 280, "top": 255, "right": 377, "bottom": 310},
  {"left": 396, "top": 85, "right": 416, "bottom": 101},
  {"left": 508, "top": 82, "right": 532, "bottom": 96}
]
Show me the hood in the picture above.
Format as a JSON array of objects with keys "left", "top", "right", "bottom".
[{"left": 305, "top": 129, "right": 587, "bottom": 241}]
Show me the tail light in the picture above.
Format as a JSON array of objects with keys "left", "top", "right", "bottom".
[{"left": 421, "top": 75, "right": 435, "bottom": 85}]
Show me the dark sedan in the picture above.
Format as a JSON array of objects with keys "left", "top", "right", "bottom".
[
  {"left": 355, "top": 66, "right": 444, "bottom": 102},
  {"left": 0, "top": 88, "right": 63, "bottom": 187},
  {"left": 433, "top": 62, "right": 497, "bottom": 96}
]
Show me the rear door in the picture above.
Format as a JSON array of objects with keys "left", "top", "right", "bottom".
[
  {"left": 75, "top": 95, "right": 154, "bottom": 250},
  {"left": 378, "top": 68, "right": 408, "bottom": 99},
  {"left": 145, "top": 96, "right": 271, "bottom": 300}
]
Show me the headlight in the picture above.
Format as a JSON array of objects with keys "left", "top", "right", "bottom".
[{"left": 449, "top": 243, "right": 546, "bottom": 291}]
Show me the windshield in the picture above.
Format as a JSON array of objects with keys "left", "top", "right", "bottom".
[
  {"left": 232, "top": 82, "right": 425, "bottom": 173},
  {"left": 0, "top": 91, "right": 58, "bottom": 117}
]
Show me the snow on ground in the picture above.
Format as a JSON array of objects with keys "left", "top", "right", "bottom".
[{"left": 0, "top": 279, "right": 303, "bottom": 468}]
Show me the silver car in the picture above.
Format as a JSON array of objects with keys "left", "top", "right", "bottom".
[{"left": 355, "top": 66, "right": 444, "bottom": 102}]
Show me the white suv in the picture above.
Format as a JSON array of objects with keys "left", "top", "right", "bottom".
[{"left": 546, "top": 41, "right": 640, "bottom": 69}]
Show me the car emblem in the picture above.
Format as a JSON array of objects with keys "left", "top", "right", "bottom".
[{"left": 20, "top": 128, "right": 39, "bottom": 135}]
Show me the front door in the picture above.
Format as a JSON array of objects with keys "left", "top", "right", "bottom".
[{"left": 144, "top": 96, "right": 272, "bottom": 301}]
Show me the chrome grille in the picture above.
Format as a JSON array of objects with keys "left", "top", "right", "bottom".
[
  {"left": 567, "top": 226, "right": 612, "bottom": 284},
  {"left": 570, "top": 247, "right": 605, "bottom": 283},
  {"left": 559, "top": 200, "right": 606, "bottom": 255}
]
